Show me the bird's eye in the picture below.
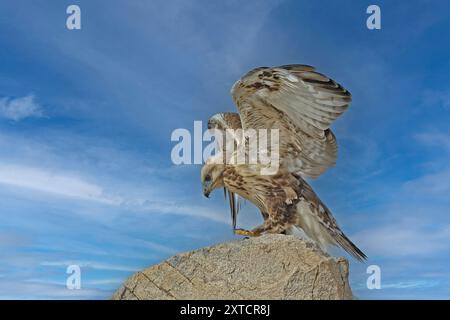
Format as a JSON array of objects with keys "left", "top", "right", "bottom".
[{"left": 205, "top": 175, "right": 211, "bottom": 182}]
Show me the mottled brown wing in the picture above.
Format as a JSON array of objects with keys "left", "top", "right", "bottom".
[
  {"left": 207, "top": 112, "right": 242, "bottom": 131},
  {"left": 231, "top": 64, "right": 351, "bottom": 178},
  {"left": 207, "top": 112, "right": 243, "bottom": 154}
]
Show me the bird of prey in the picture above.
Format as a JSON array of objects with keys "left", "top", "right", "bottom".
[{"left": 201, "top": 64, "right": 367, "bottom": 261}]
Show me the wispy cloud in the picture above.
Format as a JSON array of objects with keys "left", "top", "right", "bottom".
[
  {"left": 352, "top": 132, "right": 450, "bottom": 255},
  {"left": 125, "top": 238, "right": 178, "bottom": 255},
  {"left": 41, "top": 261, "right": 140, "bottom": 272},
  {"left": 24, "top": 277, "right": 125, "bottom": 287},
  {"left": 0, "top": 280, "right": 106, "bottom": 299},
  {"left": 0, "top": 160, "right": 229, "bottom": 224},
  {"left": 415, "top": 132, "right": 450, "bottom": 151},
  {"left": 403, "top": 168, "right": 450, "bottom": 199},
  {"left": 0, "top": 95, "right": 43, "bottom": 121},
  {"left": 83, "top": 278, "right": 124, "bottom": 286},
  {"left": 0, "top": 163, "right": 122, "bottom": 205},
  {"left": 353, "top": 212, "right": 450, "bottom": 257},
  {"left": 381, "top": 280, "right": 440, "bottom": 290},
  {"left": 352, "top": 279, "right": 440, "bottom": 291},
  {"left": 135, "top": 200, "right": 229, "bottom": 224}
]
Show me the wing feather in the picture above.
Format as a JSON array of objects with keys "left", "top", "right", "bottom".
[{"left": 231, "top": 64, "right": 351, "bottom": 178}]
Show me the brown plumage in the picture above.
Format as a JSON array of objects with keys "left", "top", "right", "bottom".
[{"left": 201, "top": 64, "right": 366, "bottom": 261}]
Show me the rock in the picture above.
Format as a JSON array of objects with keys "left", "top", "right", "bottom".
[{"left": 112, "top": 234, "right": 353, "bottom": 300}]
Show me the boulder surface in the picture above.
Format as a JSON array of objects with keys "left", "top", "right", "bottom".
[{"left": 112, "top": 234, "right": 353, "bottom": 300}]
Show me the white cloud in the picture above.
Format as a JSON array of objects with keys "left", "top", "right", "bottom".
[
  {"left": 126, "top": 238, "right": 177, "bottom": 255},
  {"left": 83, "top": 278, "right": 124, "bottom": 286},
  {"left": 403, "top": 167, "right": 450, "bottom": 199},
  {"left": 41, "top": 260, "right": 140, "bottom": 272},
  {"left": 0, "top": 161, "right": 229, "bottom": 224},
  {"left": 415, "top": 132, "right": 450, "bottom": 151},
  {"left": 353, "top": 216, "right": 450, "bottom": 257},
  {"left": 0, "top": 95, "right": 43, "bottom": 121},
  {"left": 0, "top": 280, "right": 106, "bottom": 299},
  {"left": 398, "top": 131, "right": 450, "bottom": 198},
  {"left": 350, "top": 151, "right": 450, "bottom": 259},
  {"left": 24, "top": 277, "right": 125, "bottom": 288},
  {"left": 136, "top": 200, "right": 229, "bottom": 225},
  {"left": 352, "top": 279, "right": 440, "bottom": 291},
  {"left": 0, "top": 163, "right": 122, "bottom": 205},
  {"left": 381, "top": 280, "right": 439, "bottom": 290}
]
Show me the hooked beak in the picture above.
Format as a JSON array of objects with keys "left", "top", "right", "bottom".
[{"left": 203, "top": 183, "right": 211, "bottom": 198}]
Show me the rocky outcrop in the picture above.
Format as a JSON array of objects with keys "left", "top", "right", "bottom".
[{"left": 112, "top": 234, "right": 353, "bottom": 300}]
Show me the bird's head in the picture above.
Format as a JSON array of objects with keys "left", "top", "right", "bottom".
[{"left": 201, "top": 161, "right": 225, "bottom": 198}]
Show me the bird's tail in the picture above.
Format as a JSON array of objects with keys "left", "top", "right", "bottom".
[
  {"left": 295, "top": 175, "right": 367, "bottom": 262},
  {"left": 332, "top": 230, "right": 367, "bottom": 262}
]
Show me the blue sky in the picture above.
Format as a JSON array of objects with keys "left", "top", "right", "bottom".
[{"left": 0, "top": 0, "right": 450, "bottom": 299}]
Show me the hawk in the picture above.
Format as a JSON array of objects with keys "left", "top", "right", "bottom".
[{"left": 201, "top": 64, "right": 367, "bottom": 261}]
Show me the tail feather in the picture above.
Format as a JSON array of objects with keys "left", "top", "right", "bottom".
[
  {"left": 333, "top": 231, "right": 367, "bottom": 262},
  {"left": 295, "top": 176, "right": 367, "bottom": 262}
]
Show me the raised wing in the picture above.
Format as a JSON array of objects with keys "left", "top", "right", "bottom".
[
  {"left": 207, "top": 112, "right": 243, "bottom": 154},
  {"left": 231, "top": 64, "right": 351, "bottom": 178}
]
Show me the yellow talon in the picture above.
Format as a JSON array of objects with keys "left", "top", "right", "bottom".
[{"left": 234, "top": 228, "right": 261, "bottom": 237}]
